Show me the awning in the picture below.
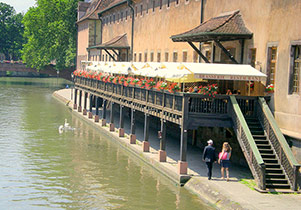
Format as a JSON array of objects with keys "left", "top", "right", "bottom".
[
  {"left": 82, "top": 61, "right": 266, "bottom": 82},
  {"left": 87, "top": 33, "right": 130, "bottom": 50},
  {"left": 183, "top": 63, "right": 266, "bottom": 82},
  {"left": 170, "top": 10, "right": 252, "bottom": 43}
]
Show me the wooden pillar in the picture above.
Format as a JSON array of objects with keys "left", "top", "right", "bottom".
[
  {"left": 158, "top": 119, "right": 167, "bottom": 162},
  {"left": 143, "top": 113, "right": 150, "bottom": 152},
  {"left": 83, "top": 92, "right": 88, "bottom": 115},
  {"left": 178, "top": 95, "right": 189, "bottom": 175},
  {"left": 119, "top": 105, "right": 125, "bottom": 137},
  {"left": 109, "top": 102, "right": 114, "bottom": 131},
  {"left": 88, "top": 94, "right": 93, "bottom": 119},
  {"left": 192, "top": 130, "right": 197, "bottom": 146},
  {"left": 101, "top": 99, "right": 107, "bottom": 126},
  {"left": 94, "top": 97, "right": 99, "bottom": 122},
  {"left": 78, "top": 90, "right": 82, "bottom": 112},
  {"left": 129, "top": 108, "right": 136, "bottom": 144},
  {"left": 73, "top": 89, "right": 78, "bottom": 109}
]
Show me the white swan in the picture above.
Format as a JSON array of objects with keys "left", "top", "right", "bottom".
[
  {"left": 58, "top": 119, "right": 75, "bottom": 133},
  {"left": 64, "top": 119, "right": 70, "bottom": 128}
]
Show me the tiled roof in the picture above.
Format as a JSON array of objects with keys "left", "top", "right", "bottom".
[
  {"left": 77, "top": 0, "right": 127, "bottom": 23},
  {"left": 171, "top": 10, "right": 253, "bottom": 42},
  {"left": 88, "top": 34, "right": 130, "bottom": 49},
  {"left": 77, "top": 0, "right": 101, "bottom": 23}
]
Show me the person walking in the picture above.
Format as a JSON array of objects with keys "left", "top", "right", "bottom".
[
  {"left": 218, "top": 142, "right": 232, "bottom": 181},
  {"left": 202, "top": 139, "right": 216, "bottom": 180}
]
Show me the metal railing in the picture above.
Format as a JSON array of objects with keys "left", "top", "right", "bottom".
[
  {"left": 229, "top": 96, "right": 266, "bottom": 190},
  {"left": 257, "top": 97, "right": 300, "bottom": 191}
]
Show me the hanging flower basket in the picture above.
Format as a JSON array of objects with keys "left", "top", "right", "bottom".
[{"left": 265, "top": 84, "right": 274, "bottom": 93}]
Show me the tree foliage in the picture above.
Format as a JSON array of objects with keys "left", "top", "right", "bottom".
[
  {"left": 0, "top": 2, "right": 24, "bottom": 60},
  {"left": 22, "top": 0, "right": 80, "bottom": 70}
]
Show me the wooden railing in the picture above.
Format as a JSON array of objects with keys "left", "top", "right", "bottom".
[
  {"left": 75, "top": 77, "right": 264, "bottom": 118},
  {"left": 75, "top": 77, "right": 183, "bottom": 123},
  {"left": 229, "top": 96, "right": 266, "bottom": 190},
  {"left": 236, "top": 96, "right": 257, "bottom": 118},
  {"left": 187, "top": 94, "right": 229, "bottom": 114},
  {"left": 257, "top": 97, "right": 300, "bottom": 191}
]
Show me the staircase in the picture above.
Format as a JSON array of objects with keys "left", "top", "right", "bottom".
[{"left": 246, "top": 117, "right": 291, "bottom": 190}]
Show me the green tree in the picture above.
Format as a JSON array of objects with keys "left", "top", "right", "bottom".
[
  {"left": 0, "top": 2, "right": 24, "bottom": 60},
  {"left": 22, "top": 0, "right": 80, "bottom": 70}
]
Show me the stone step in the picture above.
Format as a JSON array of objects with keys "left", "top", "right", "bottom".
[
  {"left": 257, "top": 144, "right": 272, "bottom": 149},
  {"left": 266, "top": 168, "right": 283, "bottom": 174},
  {"left": 263, "top": 158, "right": 279, "bottom": 164},
  {"left": 266, "top": 178, "right": 289, "bottom": 184},
  {"left": 259, "top": 148, "right": 274, "bottom": 154},
  {"left": 262, "top": 154, "right": 276, "bottom": 159},
  {"left": 251, "top": 130, "right": 265, "bottom": 135},
  {"left": 266, "top": 173, "right": 286, "bottom": 179},
  {"left": 253, "top": 135, "right": 267, "bottom": 140},
  {"left": 265, "top": 163, "right": 281, "bottom": 169},
  {"left": 266, "top": 183, "right": 291, "bottom": 189},
  {"left": 254, "top": 139, "right": 269, "bottom": 144}
]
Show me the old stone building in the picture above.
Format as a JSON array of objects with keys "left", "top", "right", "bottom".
[{"left": 76, "top": 0, "right": 301, "bottom": 162}]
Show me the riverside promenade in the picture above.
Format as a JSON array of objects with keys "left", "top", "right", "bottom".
[{"left": 53, "top": 88, "right": 301, "bottom": 210}]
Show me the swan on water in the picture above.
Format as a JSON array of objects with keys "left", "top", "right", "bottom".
[{"left": 58, "top": 119, "right": 75, "bottom": 133}]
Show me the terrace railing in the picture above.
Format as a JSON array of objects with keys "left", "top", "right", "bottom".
[
  {"left": 75, "top": 77, "right": 183, "bottom": 123},
  {"left": 257, "top": 97, "right": 300, "bottom": 191}
]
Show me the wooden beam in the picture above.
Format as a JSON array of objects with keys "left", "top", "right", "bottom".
[
  {"left": 104, "top": 49, "right": 116, "bottom": 61},
  {"left": 144, "top": 114, "right": 150, "bottom": 141},
  {"left": 214, "top": 40, "right": 238, "bottom": 64},
  {"left": 188, "top": 41, "right": 210, "bottom": 63},
  {"left": 180, "top": 95, "right": 189, "bottom": 162},
  {"left": 240, "top": 39, "right": 245, "bottom": 64},
  {"left": 102, "top": 99, "right": 107, "bottom": 119},
  {"left": 110, "top": 102, "right": 114, "bottom": 124},
  {"left": 89, "top": 94, "right": 93, "bottom": 112},
  {"left": 112, "top": 49, "right": 121, "bottom": 61},
  {"left": 119, "top": 105, "right": 124, "bottom": 129},
  {"left": 130, "top": 108, "right": 136, "bottom": 134},
  {"left": 160, "top": 119, "right": 167, "bottom": 150}
]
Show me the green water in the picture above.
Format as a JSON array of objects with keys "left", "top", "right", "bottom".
[{"left": 0, "top": 78, "right": 212, "bottom": 209}]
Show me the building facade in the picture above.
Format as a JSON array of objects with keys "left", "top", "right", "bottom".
[{"left": 76, "top": 0, "right": 301, "bottom": 162}]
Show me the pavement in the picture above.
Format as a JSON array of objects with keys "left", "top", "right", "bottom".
[{"left": 53, "top": 88, "right": 301, "bottom": 210}]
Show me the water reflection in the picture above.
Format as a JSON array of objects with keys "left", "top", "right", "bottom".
[{"left": 0, "top": 78, "right": 211, "bottom": 209}]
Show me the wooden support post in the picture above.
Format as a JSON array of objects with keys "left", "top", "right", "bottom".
[
  {"left": 143, "top": 113, "right": 150, "bottom": 152},
  {"left": 188, "top": 41, "right": 210, "bottom": 63},
  {"left": 214, "top": 40, "right": 238, "bottom": 64},
  {"left": 159, "top": 119, "right": 167, "bottom": 162},
  {"left": 211, "top": 42, "right": 216, "bottom": 63},
  {"left": 73, "top": 89, "right": 78, "bottom": 109},
  {"left": 83, "top": 92, "right": 87, "bottom": 115},
  {"left": 112, "top": 49, "right": 121, "bottom": 61},
  {"left": 119, "top": 105, "right": 125, "bottom": 137},
  {"left": 95, "top": 97, "right": 99, "bottom": 122},
  {"left": 78, "top": 90, "right": 82, "bottom": 112},
  {"left": 104, "top": 49, "right": 116, "bottom": 61},
  {"left": 88, "top": 94, "right": 93, "bottom": 118},
  {"left": 109, "top": 102, "right": 115, "bottom": 131},
  {"left": 130, "top": 108, "right": 136, "bottom": 144},
  {"left": 101, "top": 99, "right": 107, "bottom": 126},
  {"left": 240, "top": 39, "right": 245, "bottom": 64},
  {"left": 178, "top": 95, "right": 189, "bottom": 174},
  {"left": 192, "top": 130, "right": 197, "bottom": 146}
]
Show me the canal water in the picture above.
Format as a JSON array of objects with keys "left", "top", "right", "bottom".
[{"left": 0, "top": 78, "right": 212, "bottom": 209}]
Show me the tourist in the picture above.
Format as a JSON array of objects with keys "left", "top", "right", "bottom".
[
  {"left": 218, "top": 142, "right": 232, "bottom": 181},
  {"left": 202, "top": 139, "right": 216, "bottom": 180},
  {"left": 226, "top": 89, "right": 232, "bottom": 95}
]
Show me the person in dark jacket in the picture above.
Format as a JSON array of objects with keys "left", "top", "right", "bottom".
[{"left": 202, "top": 139, "right": 217, "bottom": 180}]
